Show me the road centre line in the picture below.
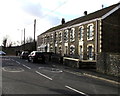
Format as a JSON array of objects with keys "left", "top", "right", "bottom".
[
  {"left": 15, "top": 61, "right": 21, "bottom": 64},
  {"left": 11, "top": 59, "right": 15, "bottom": 61},
  {"left": 35, "top": 71, "right": 53, "bottom": 81},
  {"left": 11, "top": 59, "right": 20, "bottom": 65},
  {"left": 65, "top": 85, "right": 88, "bottom": 96},
  {"left": 22, "top": 64, "right": 31, "bottom": 69}
]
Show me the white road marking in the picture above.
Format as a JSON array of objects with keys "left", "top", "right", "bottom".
[
  {"left": 11, "top": 59, "right": 15, "bottom": 61},
  {"left": 35, "top": 71, "right": 52, "bottom": 81},
  {"left": 2, "top": 67, "right": 24, "bottom": 72},
  {"left": 15, "top": 61, "right": 21, "bottom": 64},
  {"left": 11, "top": 59, "right": 20, "bottom": 65},
  {"left": 39, "top": 67, "right": 63, "bottom": 73},
  {"left": 65, "top": 85, "right": 88, "bottom": 96},
  {"left": 22, "top": 64, "right": 31, "bottom": 69}
]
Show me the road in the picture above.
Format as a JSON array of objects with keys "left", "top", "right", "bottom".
[{"left": 1, "top": 56, "right": 119, "bottom": 95}]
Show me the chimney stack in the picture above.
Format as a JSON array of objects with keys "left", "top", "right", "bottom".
[
  {"left": 102, "top": 4, "right": 104, "bottom": 9},
  {"left": 84, "top": 11, "right": 87, "bottom": 16},
  {"left": 61, "top": 18, "right": 65, "bottom": 25}
]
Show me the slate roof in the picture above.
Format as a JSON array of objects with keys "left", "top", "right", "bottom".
[{"left": 40, "top": 3, "right": 119, "bottom": 35}]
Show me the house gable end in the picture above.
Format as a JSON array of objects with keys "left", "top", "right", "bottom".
[{"left": 102, "top": 3, "right": 120, "bottom": 19}]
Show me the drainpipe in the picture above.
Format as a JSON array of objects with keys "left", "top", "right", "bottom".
[{"left": 95, "top": 20, "right": 98, "bottom": 61}]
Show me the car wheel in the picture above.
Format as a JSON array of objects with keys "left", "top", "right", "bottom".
[
  {"left": 28, "top": 58, "right": 30, "bottom": 62},
  {"left": 31, "top": 59, "right": 35, "bottom": 63}
]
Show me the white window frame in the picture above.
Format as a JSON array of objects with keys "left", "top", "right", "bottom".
[
  {"left": 87, "top": 44, "right": 94, "bottom": 60},
  {"left": 70, "top": 45, "right": 75, "bottom": 55},
  {"left": 59, "top": 32, "right": 62, "bottom": 43},
  {"left": 59, "top": 45, "right": 62, "bottom": 54},
  {"left": 50, "top": 34, "right": 53, "bottom": 43},
  {"left": 64, "top": 30, "right": 68, "bottom": 42},
  {"left": 79, "top": 26, "right": 84, "bottom": 41},
  {"left": 50, "top": 46, "right": 53, "bottom": 52},
  {"left": 87, "top": 23, "right": 94, "bottom": 40},
  {"left": 70, "top": 28, "right": 75, "bottom": 42},
  {"left": 55, "top": 32, "right": 58, "bottom": 44},
  {"left": 51, "top": 34, "right": 53, "bottom": 39}
]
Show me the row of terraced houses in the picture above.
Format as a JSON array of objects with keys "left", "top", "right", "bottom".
[{"left": 37, "top": 3, "right": 120, "bottom": 76}]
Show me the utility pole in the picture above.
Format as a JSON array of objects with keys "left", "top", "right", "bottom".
[
  {"left": 21, "top": 30, "right": 23, "bottom": 45},
  {"left": 24, "top": 28, "right": 25, "bottom": 50},
  {"left": 34, "top": 19, "right": 36, "bottom": 50}
]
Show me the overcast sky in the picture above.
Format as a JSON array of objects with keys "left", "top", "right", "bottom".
[{"left": 0, "top": 0, "right": 119, "bottom": 46}]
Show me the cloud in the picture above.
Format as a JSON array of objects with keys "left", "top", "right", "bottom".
[
  {"left": 20, "top": 0, "right": 61, "bottom": 27},
  {"left": 46, "top": 15, "right": 61, "bottom": 26},
  {"left": 0, "top": 0, "right": 119, "bottom": 45},
  {"left": 21, "top": 1, "right": 43, "bottom": 17}
]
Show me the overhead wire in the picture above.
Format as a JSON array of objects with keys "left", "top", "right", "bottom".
[{"left": 40, "top": 0, "right": 69, "bottom": 18}]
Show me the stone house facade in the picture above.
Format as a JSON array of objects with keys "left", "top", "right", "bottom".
[{"left": 37, "top": 3, "right": 120, "bottom": 76}]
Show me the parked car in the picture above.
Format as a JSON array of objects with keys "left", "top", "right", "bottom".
[
  {"left": 20, "top": 51, "right": 29, "bottom": 59},
  {"left": 0, "top": 51, "right": 6, "bottom": 55},
  {"left": 28, "top": 51, "right": 45, "bottom": 63}
]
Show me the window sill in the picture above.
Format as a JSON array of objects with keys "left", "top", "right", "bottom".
[{"left": 87, "top": 38, "right": 94, "bottom": 41}]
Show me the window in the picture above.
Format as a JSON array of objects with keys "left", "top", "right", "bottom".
[
  {"left": 59, "top": 46, "right": 62, "bottom": 54},
  {"left": 87, "top": 24, "right": 94, "bottom": 40},
  {"left": 70, "top": 45, "right": 75, "bottom": 55},
  {"left": 55, "top": 32, "right": 58, "bottom": 44},
  {"left": 64, "top": 30, "right": 68, "bottom": 42},
  {"left": 42, "top": 37, "right": 44, "bottom": 44},
  {"left": 59, "top": 32, "right": 62, "bottom": 43},
  {"left": 70, "top": 28, "right": 75, "bottom": 42},
  {"left": 55, "top": 32, "right": 58, "bottom": 38},
  {"left": 50, "top": 34, "right": 53, "bottom": 43},
  {"left": 79, "top": 46, "right": 83, "bottom": 60},
  {"left": 47, "top": 36, "right": 50, "bottom": 42},
  {"left": 88, "top": 46, "right": 93, "bottom": 60},
  {"left": 44, "top": 35, "right": 47, "bottom": 43},
  {"left": 51, "top": 34, "right": 53, "bottom": 39},
  {"left": 50, "top": 46, "right": 53, "bottom": 52},
  {"left": 55, "top": 46, "right": 57, "bottom": 54},
  {"left": 79, "top": 26, "right": 84, "bottom": 40},
  {"left": 54, "top": 32, "right": 57, "bottom": 41}
]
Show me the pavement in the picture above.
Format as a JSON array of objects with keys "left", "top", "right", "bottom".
[{"left": 49, "top": 61, "right": 120, "bottom": 85}]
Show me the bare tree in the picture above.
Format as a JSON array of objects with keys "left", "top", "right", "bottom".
[
  {"left": 8, "top": 42, "right": 13, "bottom": 47},
  {"left": 2, "top": 37, "right": 7, "bottom": 47},
  {"left": 26, "top": 37, "right": 34, "bottom": 43}
]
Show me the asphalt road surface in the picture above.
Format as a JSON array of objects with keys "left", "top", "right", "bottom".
[{"left": 1, "top": 56, "right": 119, "bottom": 96}]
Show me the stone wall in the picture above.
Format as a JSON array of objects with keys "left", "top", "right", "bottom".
[
  {"left": 63, "top": 57, "right": 96, "bottom": 69},
  {"left": 97, "top": 52, "right": 120, "bottom": 77},
  {"left": 63, "top": 58, "right": 79, "bottom": 68},
  {"left": 51, "top": 54, "right": 63, "bottom": 64}
]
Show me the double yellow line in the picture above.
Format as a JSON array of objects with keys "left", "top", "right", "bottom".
[{"left": 64, "top": 70, "right": 120, "bottom": 85}]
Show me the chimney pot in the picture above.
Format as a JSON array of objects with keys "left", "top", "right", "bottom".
[
  {"left": 84, "top": 11, "right": 87, "bottom": 16},
  {"left": 61, "top": 18, "right": 65, "bottom": 24}
]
